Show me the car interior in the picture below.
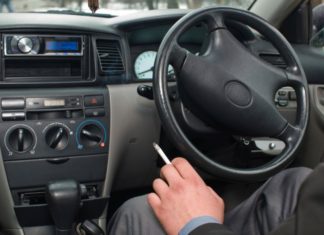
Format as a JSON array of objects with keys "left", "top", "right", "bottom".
[{"left": 0, "top": 0, "right": 324, "bottom": 234}]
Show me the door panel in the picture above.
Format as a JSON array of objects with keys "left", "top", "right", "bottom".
[{"left": 291, "top": 45, "right": 324, "bottom": 168}]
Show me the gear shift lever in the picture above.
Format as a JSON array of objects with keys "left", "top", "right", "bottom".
[{"left": 46, "top": 180, "right": 81, "bottom": 235}]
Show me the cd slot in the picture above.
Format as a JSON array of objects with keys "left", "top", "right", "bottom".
[{"left": 26, "top": 109, "right": 84, "bottom": 120}]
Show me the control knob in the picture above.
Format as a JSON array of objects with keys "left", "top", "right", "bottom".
[
  {"left": 79, "top": 124, "right": 104, "bottom": 148},
  {"left": 17, "top": 37, "right": 33, "bottom": 54},
  {"left": 45, "top": 126, "right": 69, "bottom": 150},
  {"left": 8, "top": 127, "right": 35, "bottom": 153}
]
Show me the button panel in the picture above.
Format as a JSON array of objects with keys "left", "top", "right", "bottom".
[
  {"left": 26, "top": 97, "right": 82, "bottom": 109},
  {"left": 275, "top": 87, "right": 297, "bottom": 108}
]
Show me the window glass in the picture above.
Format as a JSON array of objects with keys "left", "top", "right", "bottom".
[
  {"left": 0, "top": 0, "right": 255, "bottom": 16},
  {"left": 311, "top": 0, "right": 324, "bottom": 48}
]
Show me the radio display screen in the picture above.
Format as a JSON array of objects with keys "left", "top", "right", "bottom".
[
  {"left": 45, "top": 40, "right": 79, "bottom": 52},
  {"left": 46, "top": 41, "right": 79, "bottom": 52},
  {"left": 44, "top": 99, "right": 66, "bottom": 107}
]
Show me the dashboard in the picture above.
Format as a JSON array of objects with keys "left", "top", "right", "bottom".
[
  {"left": 0, "top": 12, "right": 286, "bottom": 85},
  {"left": 128, "top": 23, "right": 207, "bottom": 80},
  {"left": 0, "top": 10, "right": 299, "bottom": 235}
]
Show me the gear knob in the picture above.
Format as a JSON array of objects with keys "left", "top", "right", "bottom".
[
  {"left": 46, "top": 180, "right": 81, "bottom": 235},
  {"left": 80, "top": 220, "right": 104, "bottom": 235}
]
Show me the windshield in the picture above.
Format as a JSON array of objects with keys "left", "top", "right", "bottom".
[{"left": 0, "top": 0, "right": 255, "bottom": 16}]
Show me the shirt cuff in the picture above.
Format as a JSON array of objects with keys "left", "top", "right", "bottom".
[{"left": 178, "top": 216, "right": 220, "bottom": 235}]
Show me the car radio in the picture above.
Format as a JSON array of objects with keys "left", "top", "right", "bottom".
[
  {"left": 1, "top": 34, "right": 90, "bottom": 82},
  {"left": 4, "top": 35, "right": 84, "bottom": 56}
]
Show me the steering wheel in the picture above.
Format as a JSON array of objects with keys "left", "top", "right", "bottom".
[{"left": 153, "top": 7, "right": 309, "bottom": 181}]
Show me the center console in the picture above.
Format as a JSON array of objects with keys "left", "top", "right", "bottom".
[
  {"left": 0, "top": 28, "right": 127, "bottom": 234},
  {"left": 0, "top": 87, "right": 110, "bottom": 230}
]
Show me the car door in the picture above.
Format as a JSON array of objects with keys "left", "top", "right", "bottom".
[{"left": 288, "top": 0, "right": 324, "bottom": 168}]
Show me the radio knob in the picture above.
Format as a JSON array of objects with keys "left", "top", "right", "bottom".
[
  {"left": 79, "top": 124, "right": 104, "bottom": 148},
  {"left": 45, "top": 126, "right": 69, "bottom": 151},
  {"left": 17, "top": 37, "right": 33, "bottom": 54},
  {"left": 8, "top": 127, "right": 35, "bottom": 153}
]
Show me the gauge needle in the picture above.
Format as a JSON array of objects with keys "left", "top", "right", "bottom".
[{"left": 138, "top": 67, "right": 154, "bottom": 75}]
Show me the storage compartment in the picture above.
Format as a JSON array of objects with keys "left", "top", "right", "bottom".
[
  {"left": 15, "top": 197, "right": 109, "bottom": 227},
  {"left": 4, "top": 58, "right": 82, "bottom": 79},
  {"left": 18, "top": 190, "right": 47, "bottom": 205},
  {"left": 26, "top": 109, "right": 84, "bottom": 120},
  {"left": 16, "top": 184, "right": 101, "bottom": 206},
  {"left": 5, "top": 154, "right": 107, "bottom": 189}
]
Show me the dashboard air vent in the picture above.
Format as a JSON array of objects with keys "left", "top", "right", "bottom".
[
  {"left": 96, "top": 39, "right": 125, "bottom": 75},
  {"left": 259, "top": 54, "right": 287, "bottom": 69}
]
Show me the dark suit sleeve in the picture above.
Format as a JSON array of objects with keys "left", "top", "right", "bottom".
[
  {"left": 295, "top": 163, "right": 324, "bottom": 235},
  {"left": 269, "top": 163, "right": 324, "bottom": 235},
  {"left": 189, "top": 223, "right": 235, "bottom": 235}
]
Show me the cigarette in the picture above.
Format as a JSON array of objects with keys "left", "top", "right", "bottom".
[{"left": 153, "top": 142, "right": 172, "bottom": 165}]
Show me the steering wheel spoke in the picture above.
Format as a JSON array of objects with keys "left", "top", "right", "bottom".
[
  {"left": 205, "top": 11, "right": 226, "bottom": 31},
  {"left": 277, "top": 123, "right": 301, "bottom": 146},
  {"left": 206, "top": 27, "right": 289, "bottom": 101},
  {"left": 286, "top": 70, "right": 306, "bottom": 88},
  {"left": 169, "top": 42, "right": 189, "bottom": 72}
]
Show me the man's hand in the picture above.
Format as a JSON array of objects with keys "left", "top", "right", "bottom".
[{"left": 147, "top": 157, "right": 225, "bottom": 235}]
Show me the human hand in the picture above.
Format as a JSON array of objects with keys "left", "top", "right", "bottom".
[{"left": 147, "top": 157, "right": 224, "bottom": 235}]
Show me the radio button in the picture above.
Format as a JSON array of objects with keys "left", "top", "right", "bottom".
[
  {"left": 2, "top": 112, "right": 25, "bottom": 121},
  {"left": 1, "top": 98, "right": 25, "bottom": 109},
  {"left": 85, "top": 108, "right": 105, "bottom": 117},
  {"left": 84, "top": 95, "right": 104, "bottom": 107}
]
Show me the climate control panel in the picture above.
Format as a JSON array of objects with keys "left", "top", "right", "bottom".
[{"left": 0, "top": 88, "right": 109, "bottom": 161}]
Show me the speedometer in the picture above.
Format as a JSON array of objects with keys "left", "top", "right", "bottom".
[{"left": 134, "top": 51, "right": 174, "bottom": 80}]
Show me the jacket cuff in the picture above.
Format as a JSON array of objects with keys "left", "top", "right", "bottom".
[{"left": 179, "top": 216, "right": 220, "bottom": 235}]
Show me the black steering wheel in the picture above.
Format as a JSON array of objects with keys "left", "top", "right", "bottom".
[{"left": 153, "top": 7, "right": 309, "bottom": 181}]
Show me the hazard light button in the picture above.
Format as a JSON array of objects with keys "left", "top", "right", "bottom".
[{"left": 84, "top": 95, "right": 104, "bottom": 107}]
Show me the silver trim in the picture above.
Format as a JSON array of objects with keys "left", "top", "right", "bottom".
[{"left": 3, "top": 34, "right": 84, "bottom": 57}]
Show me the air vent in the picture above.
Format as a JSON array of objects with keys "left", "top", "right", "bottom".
[
  {"left": 96, "top": 39, "right": 125, "bottom": 75},
  {"left": 259, "top": 54, "right": 287, "bottom": 69}
]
